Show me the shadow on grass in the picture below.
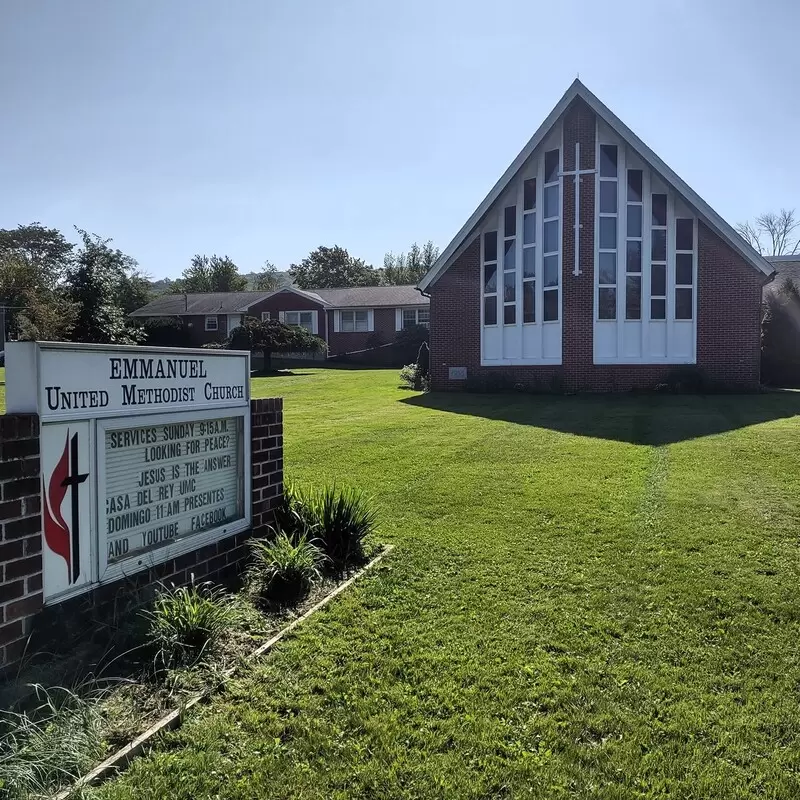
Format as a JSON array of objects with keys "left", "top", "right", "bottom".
[
  {"left": 400, "top": 390, "right": 800, "bottom": 445},
  {"left": 251, "top": 370, "right": 314, "bottom": 378}
]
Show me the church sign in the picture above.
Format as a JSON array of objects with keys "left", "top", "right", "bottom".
[{"left": 6, "top": 342, "right": 251, "bottom": 602}]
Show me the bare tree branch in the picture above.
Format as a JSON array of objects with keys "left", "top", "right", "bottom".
[{"left": 737, "top": 209, "right": 800, "bottom": 256}]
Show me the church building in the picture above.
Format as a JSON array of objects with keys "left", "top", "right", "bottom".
[{"left": 418, "top": 80, "right": 773, "bottom": 392}]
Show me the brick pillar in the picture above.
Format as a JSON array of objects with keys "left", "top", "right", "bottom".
[
  {"left": 561, "top": 98, "right": 597, "bottom": 391},
  {"left": 250, "top": 398, "right": 283, "bottom": 535},
  {"left": 0, "top": 415, "right": 44, "bottom": 670}
]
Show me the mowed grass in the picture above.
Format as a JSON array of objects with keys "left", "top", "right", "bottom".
[{"left": 47, "top": 368, "right": 800, "bottom": 797}]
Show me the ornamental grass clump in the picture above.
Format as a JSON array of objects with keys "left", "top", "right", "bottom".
[
  {"left": 142, "top": 578, "right": 235, "bottom": 670},
  {"left": 0, "top": 685, "right": 104, "bottom": 799},
  {"left": 248, "top": 532, "right": 326, "bottom": 606}
]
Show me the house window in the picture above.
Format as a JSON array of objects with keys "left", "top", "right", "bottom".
[
  {"left": 522, "top": 178, "right": 536, "bottom": 323},
  {"left": 341, "top": 309, "right": 369, "bottom": 332},
  {"left": 503, "top": 204, "right": 517, "bottom": 325},
  {"left": 403, "top": 308, "right": 429, "bottom": 329},
  {"left": 205, "top": 315, "right": 218, "bottom": 331},
  {"left": 625, "top": 168, "right": 643, "bottom": 320},
  {"left": 597, "top": 145, "right": 618, "bottom": 320},
  {"left": 283, "top": 310, "right": 316, "bottom": 333},
  {"left": 542, "top": 149, "right": 560, "bottom": 322},
  {"left": 482, "top": 231, "right": 498, "bottom": 326},
  {"left": 675, "top": 219, "right": 694, "bottom": 320},
  {"left": 650, "top": 193, "right": 668, "bottom": 320}
]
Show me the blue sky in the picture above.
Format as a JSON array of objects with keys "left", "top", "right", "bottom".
[{"left": 1, "top": 0, "right": 797, "bottom": 279}]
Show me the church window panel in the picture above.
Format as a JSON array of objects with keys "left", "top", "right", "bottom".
[
  {"left": 676, "top": 218, "right": 693, "bottom": 251},
  {"left": 503, "top": 206, "right": 517, "bottom": 325},
  {"left": 523, "top": 281, "right": 535, "bottom": 323},
  {"left": 544, "top": 150, "right": 559, "bottom": 183},
  {"left": 676, "top": 253, "right": 693, "bottom": 286},
  {"left": 599, "top": 252, "right": 616, "bottom": 285},
  {"left": 651, "top": 229, "right": 666, "bottom": 262},
  {"left": 652, "top": 193, "right": 667, "bottom": 226},
  {"left": 543, "top": 288, "right": 558, "bottom": 321},
  {"left": 598, "top": 288, "right": 616, "bottom": 320},
  {"left": 599, "top": 181, "right": 617, "bottom": 214},
  {"left": 504, "top": 205, "right": 517, "bottom": 237},
  {"left": 675, "top": 288, "right": 692, "bottom": 320},
  {"left": 523, "top": 212, "right": 536, "bottom": 245},
  {"left": 626, "top": 276, "right": 642, "bottom": 320},
  {"left": 524, "top": 178, "right": 536, "bottom": 211},
  {"left": 544, "top": 185, "right": 559, "bottom": 218},
  {"left": 627, "top": 169, "right": 643, "bottom": 203},
  {"left": 599, "top": 217, "right": 617, "bottom": 249},
  {"left": 627, "top": 205, "right": 642, "bottom": 238},
  {"left": 626, "top": 241, "right": 642, "bottom": 273},
  {"left": 599, "top": 145, "right": 618, "bottom": 178},
  {"left": 482, "top": 231, "right": 498, "bottom": 326}
]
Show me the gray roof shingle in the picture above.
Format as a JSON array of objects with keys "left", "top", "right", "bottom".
[
  {"left": 766, "top": 256, "right": 800, "bottom": 291},
  {"left": 130, "top": 285, "right": 428, "bottom": 317}
]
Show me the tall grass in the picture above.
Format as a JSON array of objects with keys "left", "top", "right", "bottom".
[
  {"left": 0, "top": 685, "right": 104, "bottom": 799},
  {"left": 142, "top": 579, "right": 235, "bottom": 671},
  {"left": 276, "top": 482, "right": 378, "bottom": 568},
  {"left": 248, "top": 532, "right": 326, "bottom": 606}
]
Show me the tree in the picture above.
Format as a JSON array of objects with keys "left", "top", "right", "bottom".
[
  {"left": 65, "top": 230, "right": 143, "bottom": 344},
  {"left": 252, "top": 261, "right": 283, "bottom": 291},
  {"left": 382, "top": 240, "right": 439, "bottom": 285},
  {"left": 736, "top": 209, "right": 800, "bottom": 256},
  {"left": 15, "top": 288, "right": 79, "bottom": 342},
  {"left": 289, "top": 246, "right": 379, "bottom": 289},
  {"left": 223, "top": 316, "right": 327, "bottom": 369},
  {"left": 172, "top": 254, "right": 248, "bottom": 293},
  {"left": 762, "top": 277, "right": 800, "bottom": 386},
  {"left": 0, "top": 223, "right": 75, "bottom": 337},
  {"left": 116, "top": 269, "right": 153, "bottom": 315}
]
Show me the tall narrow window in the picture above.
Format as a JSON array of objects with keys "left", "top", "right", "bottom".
[
  {"left": 522, "top": 178, "right": 536, "bottom": 323},
  {"left": 598, "top": 145, "right": 618, "bottom": 320},
  {"left": 483, "top": 231, "right": 498, "bottom": 326},
  {"left": 675, "top": 219, "right": 694, "bottom": 320},
  {"left": 503, "top": 205, "right": 516, "bottom": 325},
  {"left": 650, "top": 193, "right": 667, "bottom": 320},
  {"left": 542, "top": 149, "right": 560, "bottom": 321},
  {"left": 625, "top": 169, "right": 643, "bottom": 320}
]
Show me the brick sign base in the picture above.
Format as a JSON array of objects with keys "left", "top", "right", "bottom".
[{"left": 0, "top": 398, "right": 282, "bottom": 676}]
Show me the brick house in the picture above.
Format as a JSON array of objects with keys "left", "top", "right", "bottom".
[
  {"left": 418, "top": 80, "right": 775, "bottom": 392},
  {"left": 130, "top": 285, "right": 429, "bottom": 358}
]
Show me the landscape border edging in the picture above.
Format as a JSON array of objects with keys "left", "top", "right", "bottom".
[{"left": 54, "top": 544, "right": 395, "bottom": 800}]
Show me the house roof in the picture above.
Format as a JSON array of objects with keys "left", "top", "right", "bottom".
[
  {"left": 130, "top": 285, "right": 427, "bottom": 317},
  {"left": 766, "top": 256, "right": 800, "bottom": 289},
  {"left": 418, "top": 79, "right": 774, "bottom": 292},
  {"left": 312, "top": 285, "right": 428, "bottom": 308},
  {"left": 129, "top": 292, "right": 274, "bottom": 317}
]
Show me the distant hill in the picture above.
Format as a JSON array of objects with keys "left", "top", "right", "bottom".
[{"left": 147, "top": 271, "right": 293, "bottom": 296}]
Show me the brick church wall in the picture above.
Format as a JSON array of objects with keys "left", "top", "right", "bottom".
[
  {"left": 430, "top": 98, "right": 768, "bottom": 392},
  {"left": 0, "top": 398, "right": 283, "bottom": 676}
]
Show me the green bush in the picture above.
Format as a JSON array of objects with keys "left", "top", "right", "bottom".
[
  {"left": 276, "top": 483, "right": 378, "bottom": 569},
  {"left": 0, "top": 685, "right": 104, "bottom": 799},
  {"left": 248, "top": 532, "right": 325, "bottom": 606},
  {"left": 142, "top": 579, "right": 235, "bottom": 670}
]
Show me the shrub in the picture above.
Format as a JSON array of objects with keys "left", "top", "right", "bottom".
[
  {"left": 275, "top": 483, "right": 379, "bottom": 569},
  {"left": 142, "top": 578, "right": 235, "bottom": 670},
  {"left": 315, "top": 485, "right": 378, "bottom": 568},
  {"left": 248, "top": 532, "right": 325, "bottom": 606},
  {"left": 0, "top": 685, "right": 104, "bottom": 799},
  {"left": 400, "top": 360, "right": 430, "bottom": 391}
]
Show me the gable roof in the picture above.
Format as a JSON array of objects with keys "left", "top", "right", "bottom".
[
  {"left": 129, "top": 291, "right": 274, "bottom": 317},
  {"left": 418, "top": 79, "right": 774, "bottom": 291},
  {"left": 312, "top": 285, "right": 427, "bottom": 308},
  {"left": 765, "top": 256, "right": 800, "bottom": 290},
  {"left": 130, "top": 285, "right": 427, "bottom": 317}
]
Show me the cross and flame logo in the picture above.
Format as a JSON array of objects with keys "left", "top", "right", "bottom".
[{"left": 42, "top": 431, "right": 89, "bottom": 585}]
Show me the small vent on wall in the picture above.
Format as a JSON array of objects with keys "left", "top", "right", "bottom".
[{"left": 448, "top": 367, "right": 467, "bottom": 380}]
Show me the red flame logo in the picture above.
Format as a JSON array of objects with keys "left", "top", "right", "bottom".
[{"left": 43, "top": 432, "right": 71, "bottom": 577}]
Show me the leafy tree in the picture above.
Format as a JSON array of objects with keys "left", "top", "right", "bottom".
[
  {"left": 382, "top": 240, "right": 439, "bottom": 285},
  {"left": 172, "top": 254, "right": 248, "bottom": 293},
  {"left": 65, "top": 230, "right": 143, "bottom": 344},
  {"left": 762, "top": 277, "right": 800, "bottom": 386},
  {"left": 224, "top": 316, "right": 326, "bottom": 368},
  {"left": 15, "top": 288, "right": 79, "bottom": 342},
  {"left": 116, "top": 269, "right": 153, "bottom": 314},
  {"left": 289, "top": 246, "right": 379, "bottom": 289},
  {"left": 252, "top": 261, "right": 283, "bottom": 291},
  {"left": 0, "top": 223, "right": 75, "bottom": 337},
  {"left": 736, "top": 209, "right": 800, "bottom": 256}
]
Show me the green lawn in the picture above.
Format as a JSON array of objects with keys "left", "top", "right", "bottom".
[{"left": 51, "top": 369, "right": 800, "bottom": 797}]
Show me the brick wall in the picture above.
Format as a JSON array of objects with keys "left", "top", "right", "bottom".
[
  {"left": 0, "top": 399, "right": 283, "bottom": 675},
  {"left": 327, "top": 307, "right": 398, "bottom": 358},
  {"left": 430, "top": 98, "right": 767, "bottom": 392},
  {"left": 0, "top": 415, "right": 43, "bottom": 670}
]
